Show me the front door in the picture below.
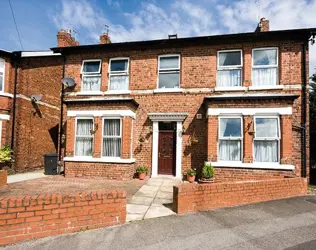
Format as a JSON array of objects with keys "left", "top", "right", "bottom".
[{"left": 158, "top": 131, "right": 175, "bottom": 175}]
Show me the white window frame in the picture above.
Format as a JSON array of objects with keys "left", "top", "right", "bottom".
[
  {"left": 108, "top": 57, "right": 130, "bottom": 91},
  {"left": 101, "top": 117, "right": 122, "bottom": 158},
  {"left": 80, "top": 59, "right": 102, "bottom": 92},
  {"left": 74, "top": 117, "right": 94, "bottom": 157},
  {"left": 157, "top": 54, "right": 181, "bottom": 89},
  {"left": 253, "top": 115, "right": 280, "bottom": 163},
  {"left": 252, "top": 47, "right": 279, "bottom": 86},
  {"left": 0, "top": 58, "right": 5, "bottom": 93},
  {"left": 217, "top": 116, "right": 243, "bottom": 163}
]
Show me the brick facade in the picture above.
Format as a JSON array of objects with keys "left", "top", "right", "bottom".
[
  {"left": 0, "top": 190, "right": 126, "bottom": 246},
  {"left": 173, "top": 178, "right": 308, "bottom": 214}
]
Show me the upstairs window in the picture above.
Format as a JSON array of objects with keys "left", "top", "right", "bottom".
[
  {"left": 75, "top": 118, "right": 94, "bottom": 156},
  {"left": 109, "top": 58, "right": 129, "bottom": 91},
  {"left": 252, "top": 48, "right": 278, "bottom": 86},
  {"left": 0, "top": 59, "right": 4, "bottom": 92},
  {"left": 158, "top": 55, "right": 180, "bottom": 89},
  {"left": 218, "top": 117, "right": 242, "bottom": 161},
  {"left": 81, "top": 60, "right": 102, "bottom": 92},
  {"left": 102, "top": 119, "right": 121, "bottom": 157},
  {"left": 217, "top": 50, "right": 242, "bottom": 87},
  {"left": 254, "top": 117, "right": 280, "bottom": 162}
]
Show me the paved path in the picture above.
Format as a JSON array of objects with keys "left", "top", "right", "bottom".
[
  {"left": 126, "top": 177, "right": 182, "bottom": 221},
  {"left": 4, "top": 195, "right": 316, "bottom": 250},
  {"left": 7, "top": 170, "right": 47, "bottom": 183}
]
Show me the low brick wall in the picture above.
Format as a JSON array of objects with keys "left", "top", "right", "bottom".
[
  {"left": 173, "top": 178, "right": 307, "bottom": 214},
  {"left": 0, "top": 170, "right": 7, "bottom": 186},
  {"left": 65, "top": 162, "right": 135, "bottom": 180},
  {"left": 0, "top": 190, "right": 126, "bottom": 246}
]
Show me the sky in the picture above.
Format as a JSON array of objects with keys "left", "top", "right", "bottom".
[{"left": 1, "top": 0, "right": 316, "bottom": 74}]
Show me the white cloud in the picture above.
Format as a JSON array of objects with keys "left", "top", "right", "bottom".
[{"left": 51, "top": 0, "right": 316, "bottom": 74}]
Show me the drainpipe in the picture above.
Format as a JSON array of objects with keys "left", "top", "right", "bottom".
[
  {"left": 58, "top": 55, "right": 65, "bottom": 165},
  {"left": 301, "top": 42, "right": 307, "bottom": 178}
]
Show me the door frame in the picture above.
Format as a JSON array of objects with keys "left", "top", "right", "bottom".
[{"left": 148, "top": 113, "right": 187, "bottom": 179}]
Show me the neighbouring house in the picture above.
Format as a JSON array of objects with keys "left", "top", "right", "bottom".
[
  {"left": 0, "top": 49, "right": 62, "bottom": 173},
  {"left": 50, "top": 18, "right": 314, "bottom": 181}
]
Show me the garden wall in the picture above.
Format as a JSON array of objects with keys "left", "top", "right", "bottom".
[
  {"left": 0, "top": 190, "right": 126, "bottom": 245},
  {"left": 173, "top": 178, "right": 307, "bottom": 214},
  {"left": 0, "top": 170, "right": 7, "bottom": 186}
]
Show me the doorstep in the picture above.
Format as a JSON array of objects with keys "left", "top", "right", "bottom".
[{"left": 126, "top": 177, "right": 182, "bottom": 221}]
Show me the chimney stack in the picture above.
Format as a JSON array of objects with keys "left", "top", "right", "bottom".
[
  {"left": 99, "top": 32, "right": 111, "bottom": 44},
  {"left": 57, "top": 29, "right": 80, "bottom": 47},
  {"left": 255, "top": 17, "right": 270, "bottom": 32}
]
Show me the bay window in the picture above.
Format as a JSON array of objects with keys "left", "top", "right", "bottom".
[
  {"left": 218, "top": 117, "right": 242, "bottom": 161},
  {"left": 81, "top": 60, "right": 102, "bottom": 92},
  {"left": 158, "top": 55, "right": 180, "bottom": 89},
  {"left": 109, "top": 58, "right": 129, "bottom": 91},
  {"left": 217, "top": 50, "right": 242, "bottom": 87},
  {"left": 102, "top": 119, "right": 122, "bottom": 157},
  {"left": 252, "top": 48, "right": 278, "bottom": 86},
  {"left": 75, "top": 118, "right": 94, "bottom": 156},
  {"left": 0, "top": 59, "right": 4, "bottom": 92},
  {"left": 254, "top": 117, "right": 280, "bottom": 162}
]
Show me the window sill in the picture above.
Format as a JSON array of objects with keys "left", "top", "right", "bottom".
[
  {"left": 210, "top": 161, "right": 295, "bottom": 170},
  {"left": 153, "top": 88, "right": 183, "bottom": 93},
  {"left": 104, "top": 90, "right": 131, "bottom": 95},
  {"left": 0, "top": 92, "right": 14, "bottom": 98},
  {"left": 214, "top": 87, "right": 247, "bottom": 92},
  {"left": 64, "top": 157, "right": 136, "bottom": 163},
  {"left": 76, "top": 92, "right": 103, "bottom": 96},
  {"left": 248, "top": 85, "right": 284, "bottom": 90}
]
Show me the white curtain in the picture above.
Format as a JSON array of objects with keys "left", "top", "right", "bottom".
[
  {"left": 217, "top": 69, "right": 241, "bottom": 87},
  {"left": 0, "top": 60, "right": 4, "bottom": 92},
  {"left": 160, "top": 57, "right": 179, "bottom": 69},
  {"left": 0, "top": 73, "right": 3, "bottom": 91},
  {"left": 103, "top": 120, "right": 121, "bottom": 157},
  {"left": 82, "top": 76, "right": 101, "bottom": 91},
  {"left": 252, "top": 68, "right": 277, "bottom": 86},
  {"left": 254, "top": 141, "right": 278, "bottom": 162},
  {"left": 219, "top": 140, "right": 241, "bottom": 161},
  {"left": 109, "top": 75, "right": 129, "bottom": 90},
  {"left": 75, "top": 119, "right": 93, "bottom": 156}
]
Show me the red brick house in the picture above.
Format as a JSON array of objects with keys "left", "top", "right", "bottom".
[
  {"left": 0, "top": 49, "right": 62, "bottom": 173},
  {"left": 51, "top": 19, "right": 314, "bottom": 181}
]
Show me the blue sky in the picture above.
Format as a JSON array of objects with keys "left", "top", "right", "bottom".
[{"left": 1, "top": 0, "right": 316, "bottom": 73}]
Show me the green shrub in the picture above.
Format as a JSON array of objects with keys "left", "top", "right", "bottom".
[
  {"left": 0, "top": 146, "right": 11, "bottom": 163},
  {"left": 202, "top": 162, "right": 214, "bottom": 179},
  {"left": 186, "top": 169, "right": 196, "bottom": 176},
  {"left": 136, "top": 166, "right": 148, "bottom": 173}
]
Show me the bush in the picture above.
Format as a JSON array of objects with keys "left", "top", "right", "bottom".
[
  {"left": 186, "top": 169, "right": 196, "bottom": 176},
  {"left": 0, "top": 146, "right": 11, "bottom": 163},
  {"left": 202, "top": 162, "right": 214, "bottom": 179},
  {"left": 136, "top": 166, "right": 148, "bottom": 173}
]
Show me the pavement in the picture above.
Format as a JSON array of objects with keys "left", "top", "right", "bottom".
[
  {"left": 126, "top": 177, "right": 182, "bottom": 221},
  {"left": 3, "top": 195, "right": 316, "bottom": 250},
  {"left": 7, "top": 170, "right": 47, "bottom": 184}
]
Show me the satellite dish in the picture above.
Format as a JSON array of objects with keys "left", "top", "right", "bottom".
[
  {"left": 62, "top": 77, "right": 75, "bottom": 87},
  {"left": 30, "top": 94, "right": 42, "bottom": 102}
]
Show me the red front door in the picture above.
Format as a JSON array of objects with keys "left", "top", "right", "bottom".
[{"left": 158, "top": 131, "right": 175, "bottom": 175}]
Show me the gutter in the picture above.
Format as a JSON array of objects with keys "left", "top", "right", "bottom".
[{"left": 301, "top": 42, "right": 307, "bottom": 178}]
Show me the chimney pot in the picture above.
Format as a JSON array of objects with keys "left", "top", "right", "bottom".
[
  {"left": 99, "top": 32, "right": 111, "bottom": 44},
  {"left": 255, "top": 17, "right": 270, "bottom": 32}
]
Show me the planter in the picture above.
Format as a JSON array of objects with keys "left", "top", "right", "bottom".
[
  {"left": 138, "top": 172, "right": 146, "bottom": 180},
  {"left": 187, "top": 174, "right": 196, "bottom": 183},
  {"left": 0, "top": 169, "right": 7, "bottom": 186},
  {"left": 198, "top": 178, "right": 214, "bottom": 184}
]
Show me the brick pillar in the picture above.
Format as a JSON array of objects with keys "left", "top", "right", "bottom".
[
  {"left": 65, "top": 118, "right": 75, "bottom": 157},
  {"left": 280, "top": 115, "right": 293, "bottom": 165},
  {"left": 0, "top": 170, "right": 7, "bottom": 186},
  {"left": 243, "top": 47, "right": 252, "bottom": 87},
  {"left": 122, "top": 117, "right": 132, "bottom": 159},
  {"left": 93, "top": 117, "right": 102, "bottom": 158},
  {"left": 207, "top": 116, "right": 217, "bottom": 162},
  {"left": 243, "top": 116, "right": 253, "bottom": 163}
]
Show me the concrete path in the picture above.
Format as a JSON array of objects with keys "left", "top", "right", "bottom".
[
  {"left": 126, "top": 177, "right": 182, "bottom": 221},
  {"left": 7, "top": 170, "right": 47, "bottom": 184}
]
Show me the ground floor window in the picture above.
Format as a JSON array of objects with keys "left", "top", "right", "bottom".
[
  {"left": 254, "top": 116, "right": 280, "bottom": 162},
  {"left": 102, "top": 118, "right": 122, "bottom": 157},
  {"left": 75, "top": 118, "right": 94, "bottom": 156}
]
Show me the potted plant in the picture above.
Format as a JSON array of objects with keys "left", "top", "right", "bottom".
[
  {"left": 0, "top": 146, "right": 12, "bottom": 186},
  {"left": 199, "top": 162, "right": 214, "bottom": 183},
  {"left": 136, "top": 166, "right": 148, "bottom": 180},
  {"left": 186, "top": 169, "right": 196, "bottom": 183}
]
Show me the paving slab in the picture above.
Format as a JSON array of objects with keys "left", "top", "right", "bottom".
[
  {"left": 129, "top": 196, "right": 153, "bottom": 206},
  {"left": 126, "top": 204, "right": 149, "bottom": 215},
  {"left": 152, "top": 198, "right": 173, "bottom": 205},
  {"left": 156, "top": 190, "right": 173, "bottom": 199},
  {"left": 144, "top": 204, "right": 176, "bottom": 219},
  {"left": 7, "top": 170, "right": 47, "bottom": 184}
]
